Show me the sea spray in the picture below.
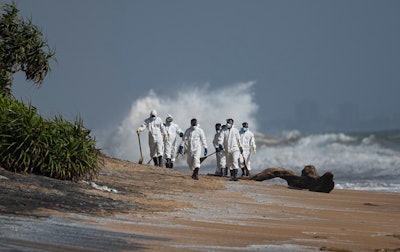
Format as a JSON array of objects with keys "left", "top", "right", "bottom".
[
  {"left": 253, "top": 131, "right": 400, "bottom": 192},
  {"left": 97, "top": 81, "right": 259, "bottom": 162},
  {"left": 95, "top": 82, "right": 400, "bottom": 193}
]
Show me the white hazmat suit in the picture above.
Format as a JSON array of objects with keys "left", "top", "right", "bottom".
[
  {"left": 137, "top": 110, "right": 167, "bottom": 166},
  {"left": 163, "top": 114, "right": 183, "bottom": 168},
  {"left": 180, "top": 119, "right": 207, "bottom": 180},
  {"left": 213, "top": 126, "right": 226, "bottom": 175},
  {"left": 239, "top": 127, "right": 256, "bottom": 173},
  {"left": 218, "top": 119, "right": 242, "bottom": 181}
]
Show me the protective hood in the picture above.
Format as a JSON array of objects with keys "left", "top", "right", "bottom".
[
  {"left": 166, "top": 114, "right": 173, "bottom": 122},
  {"left": 150, "top": 109, "right": 157, "bottom": 117}
]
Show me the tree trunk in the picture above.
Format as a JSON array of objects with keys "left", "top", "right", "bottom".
[{"left": 249, "top": 165, "right": 335, "bottom": 193}]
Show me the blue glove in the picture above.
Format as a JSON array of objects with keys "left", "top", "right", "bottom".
[
  {"left": 215, "top": 147, "right": 220, "bottom": 152},
  {"left": 178, "top": 145, "right": 184, "bottom": 154},
  {"left": 179, "top": 132, "right": 184, "bottom": 137},
  {"left": 219, "top": 144, "right": 223, "bottom": 151},
  {"left": 204, "top": 148, "right": 208, "bottom": 156}
]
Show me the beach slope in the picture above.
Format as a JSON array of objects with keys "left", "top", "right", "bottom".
[{"left": 1, "top": 156, "right": 399, "bottom": 251}]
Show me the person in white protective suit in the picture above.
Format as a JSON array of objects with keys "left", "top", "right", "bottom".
[
  {"left": 239, "top": 122, "right": 256, "bottom": 176},
  {"left": 136, "top": 109, "right": 168, "bottom": 166},
  {"left": 163, "top": 114, "right": 184, "bottom": 168},
  {"left": 179, "top": 118, "right": 208, "bottom": 180},
  {"left": 218, "top": 118, "right": 243, "bottom": 181},
  {"left": 213, "top": 123, "right": 226, "bottom": 176}
]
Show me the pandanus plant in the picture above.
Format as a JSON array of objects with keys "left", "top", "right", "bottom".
[{"left": 0, "top": 97, "right": 102, "bottom": 181}]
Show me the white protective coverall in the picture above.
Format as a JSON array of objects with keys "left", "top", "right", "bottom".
[
  {"left": 239, "top": 128, "right": 256, "bottom": 171},
  {"left": 218, "top": 125, "right": 242, "bottom": 171},
  {"left": 181, "top": 125, "right": 208, "bottom": 171},
  {"left": 137, "top": 111, "right": 167, "bottom": 159},
  {"left": 213, "top": 130, "right": 226, "bottom": 174},
  {"left": 164, "top": 115, "right": 183, "bottom": 162}
]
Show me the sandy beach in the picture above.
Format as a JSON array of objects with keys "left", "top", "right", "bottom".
[{"left": 1, "top": 156, "right": 399, "bottom": 251}]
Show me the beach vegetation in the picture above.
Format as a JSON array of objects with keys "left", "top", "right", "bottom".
[
  {"left": 0, "top": 97, "right": 102, "bottom": 181},
  {"left": 0, "top": 2, "right": 55, "bottom": 97},
  {"left": 0, "top": 3, "right": 102, "bottom": 181}
]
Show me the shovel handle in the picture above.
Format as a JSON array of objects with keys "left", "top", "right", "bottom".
[{"left": 137, "top": 133, "right": 144, "bottom": 163}]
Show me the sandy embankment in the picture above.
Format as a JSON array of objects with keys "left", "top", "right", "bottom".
[{"left": 0, "top": 156, "right": 399, "bottom": 251}]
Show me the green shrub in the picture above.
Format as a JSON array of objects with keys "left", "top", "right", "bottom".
[{"left": 0, "top": 96, "right": 102, "bottom": 181}]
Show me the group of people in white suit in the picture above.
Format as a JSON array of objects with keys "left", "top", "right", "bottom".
[{"left": 137, "top": 110, "right": 256, "bottom": 181}]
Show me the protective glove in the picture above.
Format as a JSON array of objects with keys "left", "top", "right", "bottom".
[
  {"left": 179, "top": 132, "right": 184, "bottom": 138},
  {"left": 239, "top": 147, "right": 243, "bottom": 154},
  {"left": 253, "top": 149, "right": 256, "bottom": 155},
  {"left": 204, "top": 148, "right": 208, "bottom": 156},
  {"left": 178, "top": 145, "right": 184, "bottom": 154},
  {"left": 218, "top": 144, "right": 223, "bottom": 151},
  {"left": 136, "top": 128, "right": 142, "bottom": 134},
  {"left": 164, "top": 134, "right": 169, "bottom": 142},
  {"left": 215, "top": 147, "right": 220, "bottom": 152}
]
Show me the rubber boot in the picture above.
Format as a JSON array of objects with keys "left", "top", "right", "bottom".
[
  {"left": 170, "top": 161, "right": 174, "bottom": 169},
  {"left": 224, "top": 167, "right": 228, "bottom": 177},
  {"left": 229, "top": 169, "right": 234, "bottom": 181},
  {"left": 153, "top": 157, "right": 158, "bottom": 166},
  {"left": 158, "top": 156, "right": 163, "bottom": 167},
  {"left": 192, "top": 167, "right": 199, "bottom": 180},
  {"left": 166, "top": 158, "right": 172, "bottom": 168},
  {"left": 221, "top": 168, "right": 226, "bottom": 177},
  {"left": 241, "top": 168, "right": 245, "bottom": 176},
  {"left": 230, "top": 169, "right": 238, "bottom": 181}
]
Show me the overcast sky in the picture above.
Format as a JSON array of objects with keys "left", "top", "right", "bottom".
[{"left": 11, "top": 0, "right": 400, "bottom": 134}]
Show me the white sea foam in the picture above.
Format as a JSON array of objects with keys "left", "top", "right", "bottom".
[
  {"left": 97, "top": 81, "right": 258, "bottom": 162},
  {"left": 252, "top": 132, "right": 400, "bottom": 193},
  {"left": 96, "top": 82, "right": 400, "bottom": 193}
]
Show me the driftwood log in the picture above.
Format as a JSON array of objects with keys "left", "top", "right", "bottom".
[{"left": 249, "top": 165, "right": 334, "bottom": 193}]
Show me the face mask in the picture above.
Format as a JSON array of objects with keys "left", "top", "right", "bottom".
[
  {"left": 242, "top": 127, "right": 247, "bottom": 132},
  {"left": 165, "top": 121, "right": 171, "bottom": 126},
  {"left": 226, "top": 123, "right": 232, "bottom": 129}
]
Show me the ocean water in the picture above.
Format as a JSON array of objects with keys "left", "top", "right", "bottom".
[
  {"left": 251, "top": 129, "right": 400, "bottom": 193},
  {"left": 97, "top": 82, "right": 400, "bottom": 193}
]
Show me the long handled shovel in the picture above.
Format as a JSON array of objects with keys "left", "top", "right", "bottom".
[
  {"left": 137, "top": 133, "right": 144, "bottom": 164},
  {"left": 200, "top": 151, "right": 217, "bottom": 164}
]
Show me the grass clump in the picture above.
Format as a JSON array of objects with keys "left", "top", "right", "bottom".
[{"left": 0, "top": 96, "right": 102, "bottom": 181}]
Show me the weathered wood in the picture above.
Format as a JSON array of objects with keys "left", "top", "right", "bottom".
[{"left": 249, "top": 165, "right": 334, "bottom": 193}]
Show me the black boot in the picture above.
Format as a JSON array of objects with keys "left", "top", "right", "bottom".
[
  {"left": 158, "top": 156, "right": 163, "bottom": 167},
  {"left": 153, "top": 157, "right": 158, "bottom": 166},
  {"left": 170, "top": 161, "right": 174, "bottom": 169},
  {"left": 221, "top": 168, "right": 226, "bottom": 177},
  {"left": 241, "top": 168, "right": 245, "bottom": 176},
  {"left": 166, "top": 158, "right": 172, "bottom": 168},
  {"left": 224, "top": 167, "right": 228, "bottom": 177},
  {"left": 230, "top": 169, "right": 238, "bottom": 181},
  {"left": 214, "top": 168, "right": 222, "bottom": 176},
  {"left": 192, "top": 167, "right": 199, "bottom": 180}
]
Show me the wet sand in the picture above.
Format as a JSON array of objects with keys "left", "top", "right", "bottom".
[{"left": 1, "top": 157, "right": 399, "bottom": 251}]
